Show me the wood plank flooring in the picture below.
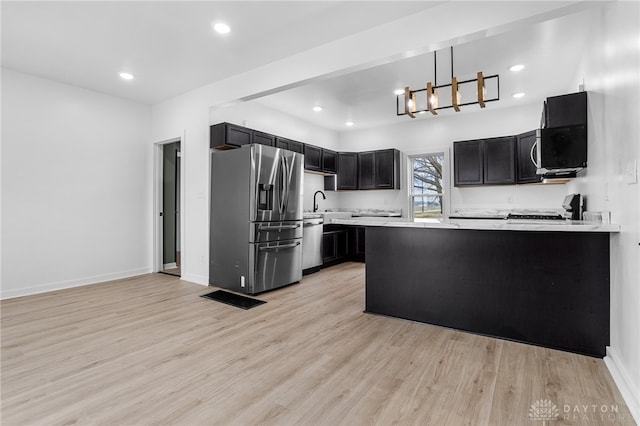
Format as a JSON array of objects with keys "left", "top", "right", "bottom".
[{"left": 1, "top": 262, "right": 634, "bottom": 426}]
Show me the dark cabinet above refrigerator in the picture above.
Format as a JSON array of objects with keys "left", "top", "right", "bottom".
[
  {"left": 210, "top": 123, "right": 401, "bottom": 187},
  {"left": 275, "top": 136, "right": 304, "bottom": 154},
  {"left": 303, "top": 145, "right": 337, "bottom": 174}
]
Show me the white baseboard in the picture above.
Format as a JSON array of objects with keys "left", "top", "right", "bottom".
[
  {"left": 180, "top": 273, "right": 208, "bottom": 286},
  {"left": 604, "top": 346, "right": 640, "bottom": 425},
  {"left": 0, "top": 267, "right": 152, "bottom": 300},
  {"left": 163, "top": 262, "right": 177, "bottom": 269}
]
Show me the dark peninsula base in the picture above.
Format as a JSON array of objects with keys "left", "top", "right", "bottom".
[{"left": 365, "top": 226, "right": 610, "bottom": 357}]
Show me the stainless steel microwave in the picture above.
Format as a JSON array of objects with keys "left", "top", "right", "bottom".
[{"left": 534, "top": 125, "right": 587, "bottom": 177}]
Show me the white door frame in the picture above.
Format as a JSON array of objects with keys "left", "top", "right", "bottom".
[{"left": 153, "top": 136, "right": 185, "bottom": 274}]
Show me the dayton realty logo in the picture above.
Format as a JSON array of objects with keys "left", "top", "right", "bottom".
[{"left": 529, "top": 399, "right": 560, "bottom": 425}]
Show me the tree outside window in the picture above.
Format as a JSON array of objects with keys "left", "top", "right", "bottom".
[{"left": 411, "top": 153, "right": 444, "bottom": 222}]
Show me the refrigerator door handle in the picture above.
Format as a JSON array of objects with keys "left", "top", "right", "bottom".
[
  {"left": 282, "top": 155, "right": 290, "bottom": 212},
  {"left": 259, "top": 241, "right": 301, "bottom": 251},
  {"left": 278, "top": 155, "right": 287, "bottom": 214},
  {"left": 258, "top": 224, "right": 301, "bottom": 231}
]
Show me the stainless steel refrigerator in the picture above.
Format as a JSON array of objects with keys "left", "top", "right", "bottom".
[{"left": 210, "top": 144, "right": 304, "bottom": 294}]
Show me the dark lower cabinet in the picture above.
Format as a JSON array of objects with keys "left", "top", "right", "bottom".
[
  {"left": 517, "top": 130, "right": 542, "bottom": 183},
  {"left": 365, "top": 227, "right": 610, "bottom": 357},
  {"left": 322, "top": 225, "right": 365, "bottom": 266},
  {"left": 348, "top": 226, "right": 366, "bottom": 262},
  {"left": 322, "top": 228, "right": 348, "bottom": 265}
]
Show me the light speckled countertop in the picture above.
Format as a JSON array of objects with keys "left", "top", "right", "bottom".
[{"left": 329, "top": 217, "right": 620, "bottom": 233}]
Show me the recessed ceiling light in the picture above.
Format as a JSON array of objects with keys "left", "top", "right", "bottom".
[
  {"left": 313, "top": 106, "right": 323, "bottom": 112},
  {"left": 510, "top": 64, "right": 525, "bottom": 72},
  {"left": 512, "top": 92, "right": 526, "bottom": 99},
  {"left": 119, "top": 72, "right": 134, "bottom": 80},
  {"left": 345, "top": 121, "right": 355, "bottom": 127},
  {"left": 394, "top": 89, "right": 404, "bottom": 95},
  {"left": 212, "top": 22, "right": 231, "bottom": 34}
]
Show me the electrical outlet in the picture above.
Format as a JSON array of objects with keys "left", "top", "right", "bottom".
[
  {"left": 623, "top": 160, "right": 637, "bottom": 184},
  {"left": 241, "top": 276, "right": 245, "bottom": 288}
]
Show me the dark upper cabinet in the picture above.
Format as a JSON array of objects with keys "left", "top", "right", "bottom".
[
  {"left": 454, "top": 137, "right": 516, "bottom": 186},
  {"left": 274, "top": 137, "right": 289, "bottom": 150},
  {"left": 375, "top": 149, "right": 401, "bottom": 189},
  {"left": 544, "top": 91, "right": 587, "bottom": 128},
  {"left": 275, "top": 137, "right": 304, "bottom": 154},
  {"left": 210, "top": 122, "right": 252, "bottom": 148},
  {"left": 210, "top": 122, "right": 274, "bottom": 148},
  {"left": 304, "top": 144, "right": 323, "bottom": 172},
  {"left": 211, "top": 123, "right": 399, "bottom": 189},
  {"left": 516, "top": 130, "right": 542, "bottom": 184},
  {"left": 336, "top": 152, "right": 358, "bottom": 190},
  {"left": 322, "top": 149, "right": 337, "bottom": 174},
  {"left": 303, "top": 145, "right": 337, "bottom": 174},
  {"left": 483, "top": 136, "right": 516, "bottom": 185},
  {"left": 358, "top": 152, "right": 376, "bottom": 190},
  {"left": 454, "top": 140, "right": 483, "bottom": 186},
  {"left": 358, "top": 149, "right": 400, "bottom": 190},
  {"left": 253, "top": 130, "right": 275, "bottom": 147}
]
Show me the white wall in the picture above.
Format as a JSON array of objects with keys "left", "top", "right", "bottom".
[
  {"left": 149, "top": 4, "right": 639, "bottom": 420},
  {"left": 337, "top": 102, "right": 568, "bottom": 215},
  {"left": 210, "top": 101, "right": 341, "bottom": 151},
  {"left": 209, "top": 101, "right": 343, "bottom": 213},
  {"left": 151, "top": 2, "right": 588, "bottom": 285},
  {"left": 1, "top": 69, "right": 152, "bottom": 299},
  {"left": 564, "top": 3, "right": 640, "bottom": 422}
]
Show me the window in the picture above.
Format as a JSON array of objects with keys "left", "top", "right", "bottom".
[{"left": 410, "top": 153, "right": 445, "bottom": 222}]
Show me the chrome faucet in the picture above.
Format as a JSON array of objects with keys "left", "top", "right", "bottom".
[{"left": 313, "top": 190, "right": 326, "bottom": 212}]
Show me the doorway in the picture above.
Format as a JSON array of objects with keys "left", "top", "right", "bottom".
[{"left": 156, "top": 139, "right": 182, "bottom": 277}]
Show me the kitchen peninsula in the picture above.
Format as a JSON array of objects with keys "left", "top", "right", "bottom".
[{"left": 332, "top": 218, "right": 619, "bottom": 357}]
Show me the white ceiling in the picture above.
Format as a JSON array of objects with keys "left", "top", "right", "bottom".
[
  {"left": 1, "top": 1, "right": 440, "bottom": 105},
  {"left": 253, "top": 6, "right": 597, "bottom": 131},
  {"left": 2, "top": 1, "right": 599, "bottom": 132}
]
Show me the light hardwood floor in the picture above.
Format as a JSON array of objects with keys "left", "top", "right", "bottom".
[{"left": 1, "top": 263, "right": 634, "bottom": 426}]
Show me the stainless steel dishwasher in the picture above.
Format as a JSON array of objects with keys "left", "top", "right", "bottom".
[{"left": 302, "top": 215, "right": 323, "bottom": 274}]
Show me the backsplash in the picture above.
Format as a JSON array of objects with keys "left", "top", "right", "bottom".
[{"left": 304, "top": 168, "right": 570, "bottom": 218}]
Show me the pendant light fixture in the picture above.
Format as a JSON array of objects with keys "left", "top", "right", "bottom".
[
  {"left": 450, "top": 47, "right": 461, "bottom": 112},
  {"left": 426, "top": 50, "right": 439, "bottom": 115},
  {"left": 396, "top": 46, "right": 500, "bottom": 118},
  {"left": 477, "top": 71, "right": 486, "bottom": 108}
]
